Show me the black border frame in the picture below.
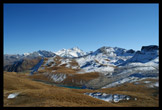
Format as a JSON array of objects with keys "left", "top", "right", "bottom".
[{"left": 1, "top": 0, "right": 160, "bottom": 110}]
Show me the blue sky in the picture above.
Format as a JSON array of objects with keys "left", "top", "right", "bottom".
[{"left": 4, "top": 3, "right": 159, "bottom": 54}]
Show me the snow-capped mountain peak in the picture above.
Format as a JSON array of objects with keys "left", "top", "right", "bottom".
[
  {"left": 71, "top": 47, "right": 80, "bottom": 51},
  {"left": 22, "top": 50, "right": 56, "bottom": 58},
  {"left": 55, "top": 47, "right": 87, "bottom": 58},
  {"left": 92, "top": 46, "right": 135, "bottom": 57},
  {"left": 23, "top": 53, "right": 31, "bottom": 56}
]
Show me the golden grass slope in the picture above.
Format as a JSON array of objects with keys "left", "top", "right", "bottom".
[
  {"left": 4, "top": 72, "right": 159, "bottom": 107},
  {"left": 3, "top": 72, "right": 115, "bottom": 107}
]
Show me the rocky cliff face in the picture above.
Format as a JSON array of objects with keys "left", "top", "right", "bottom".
[
  {"left": 4, "top": 57, "right": 42, "bottom": 72},
  {"left": 141, "top": 45, "right": 158, "bottom": 52},
  {"left": 126, "top": 45, "right": 159, "bottom": 63}
]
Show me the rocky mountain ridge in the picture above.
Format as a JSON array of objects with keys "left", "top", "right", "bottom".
[{"left": 3, "top": 45, "right": 159, "bottom": 89}]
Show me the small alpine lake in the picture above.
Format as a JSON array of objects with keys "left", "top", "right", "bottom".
[{"left": 32, "top": 79, "right": 83, "bottom": 89}]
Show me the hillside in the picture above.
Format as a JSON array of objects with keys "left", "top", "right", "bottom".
[
  {"left": 3, "top": 45, "right": 159, "bottom": 107},
  {"left": 4, "top": 72, "right": 158, "bottom": 107}
]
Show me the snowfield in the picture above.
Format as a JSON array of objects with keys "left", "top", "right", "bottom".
[
  {"left": 55, "top": 47, "right": 87, "bottom": 58},
  {"left": 43, "top": 72, "right": 67, "bottom": 83},
  {"left": 7, "top": 93, "right": 19, "bottom": 99},
  {"left": 84, "top": 92, "right": 134, "bottom": 103}
]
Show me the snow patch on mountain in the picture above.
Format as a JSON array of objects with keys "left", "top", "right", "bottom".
[
  {"left": 23, "top": 50, "right": 56, "bottom": 58},
  {"left": 147, "top": 82, "right": 159, "bottom": 88},
  {"left": 44, "top": 57, "right": 54, "bottom": 66},
  {"left": 75, "top": 46, "right": 135, "bottom": 74},
  {"left": 50, "top": 73, "right": 67, "bottom": 82},
  {"left": 84, "top": 92, "right": 133, "bottom": 103},
  {"left": 58, "top": 58, "right": 71, "bottom": 66},
  {"left": 7, "top": 93, "right": 19, "bottom": 99},
  {"left": 102, "top": 77, "right": 140, "bottom": 88},
  {"left": 23, "top": 53, "right": 31, "bottom": 56},
  {"left": 43, "top": 72, "right": 67, "bottom": 83}
]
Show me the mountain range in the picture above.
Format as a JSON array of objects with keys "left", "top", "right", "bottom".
[{"left": 3, "top": 45, "right": 159, "bottom": 89}]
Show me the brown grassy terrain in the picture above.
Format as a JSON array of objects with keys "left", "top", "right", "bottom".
[
  {"left": 100, "top": 82, "right": 159, "bottom": 107},
  {"left": 4, "top": 72, "right": 159, "bottom": 107},
  {"left": 4, "top": 56, "right": 42, "bottom": 72},
  {"left": 21, "top": 57, "right": 42, "bottom": 70},
  {"left": 45, "top": 66, "right": 78, "bottom": 74},
  {"left": 29, "top": 71, "right": 99, "bottom": 86},
  {"left": 62, "top": 72, "right": 99, "bottom": 86},
  {"left": 38, "top": 56, "right": 80, "bottom": 74},
  {"left": 4, "top": 72, "right": 114, "bottom": 107}
]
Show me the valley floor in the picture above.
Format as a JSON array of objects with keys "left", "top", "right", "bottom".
[{"left": 3, "top": 72, "right": 159, "bottom": 107}]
